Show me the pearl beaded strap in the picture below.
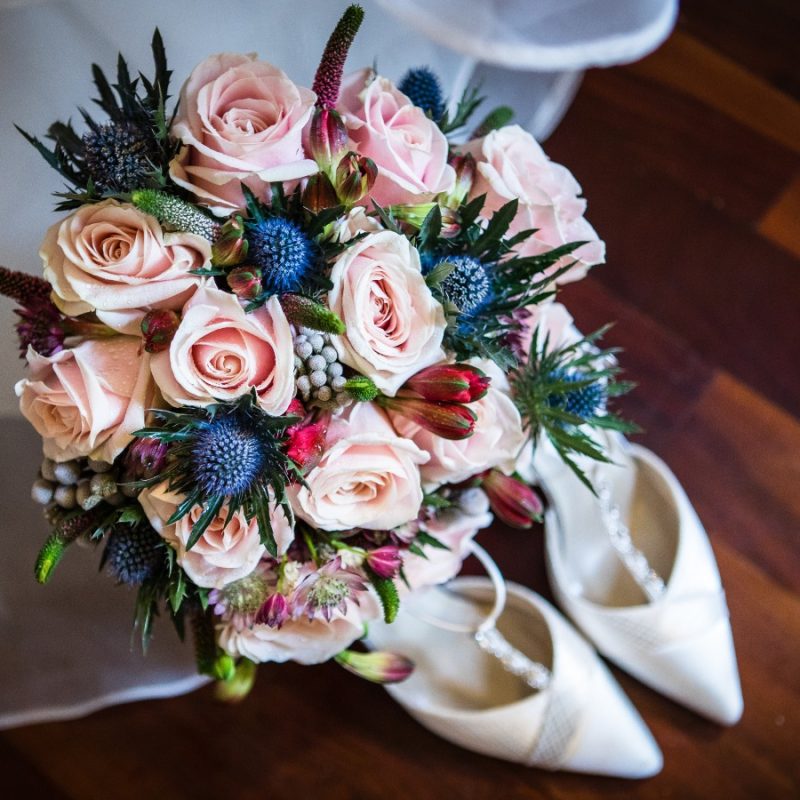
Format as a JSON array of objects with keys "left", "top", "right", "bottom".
[{"left": 596, "top": 480, "right": 666, "bottom": 602}]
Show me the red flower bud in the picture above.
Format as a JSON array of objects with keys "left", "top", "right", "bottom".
[
  {"left": 227, "top": 265, "right": 263, "bottom": 300},
  {"left": 366, "top": 545, "right": 402, "bottom": 579},
  {"left": 302, "top": 172, "right": 340, "bottom": 213},
  {"left": 405, "top": 363, "right": 490, "bottom": 404},
  {"left": 482, "top": 470, "right": 543, "bottom": 529},
  {"left": 335, "top": 649, "right": 414, "bottom": 684},
  {"left": 308, "top": 108, "right": 348, "bottom": 168},
  {"left": 255, "top": 592, "right": 289, "bottom": 628},
  {"left": 285, "top": 421, "right": 328, "bottom": 473},
  {"left": 335, "top": 152, "right": 377, "bottom": 205},
  {"left": 446, "top": 152, "right": 476, "bottom": 208},
  {"left": 285, "top": 398, "right": 307, "bottom": 425},
  {"left": 140, "top": 309, "right": 179, "bottom": 353},
  {"left": 124, "top": 437, "right": 169, "bottom": 481},
  {"left": 379, "top": 396, "right": 476, "bottom": 440}
]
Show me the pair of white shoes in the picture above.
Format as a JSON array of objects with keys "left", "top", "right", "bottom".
[{"left": 368, "top": 432, "right": 742, "bottom": 779}]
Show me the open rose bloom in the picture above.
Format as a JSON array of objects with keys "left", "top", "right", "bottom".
[{"left": 4, "top": 6, "right": 621, "bottom": 693}]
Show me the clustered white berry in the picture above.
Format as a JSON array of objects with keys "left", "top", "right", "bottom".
[
  {"left": 293, "top": 327, "right": 352, "bottom": 409},
  {"left": 32, "top": 457, "right": 129, "bottom": 511}
]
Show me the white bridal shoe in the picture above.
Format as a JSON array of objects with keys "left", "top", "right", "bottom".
[
  {"left": 368, "top": 545, "right": 663, "bottom": 778},
  {"left": 534, "top": 431, "right": 743, "bottom": 726}
]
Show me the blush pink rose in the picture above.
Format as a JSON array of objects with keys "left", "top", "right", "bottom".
[
  {"left": 518, "top": 300, "right": 581, "bottom": 361},
  {"left": 40, "top": 200, "right": 210, "bottom": 335},
  {"left": 170, "top": 53, "right": 317, "bottom": 214},
  {"left": 462, "top": 125, "right": 605, "bottom": 284},
  {"left": 328, "top": 230, "right": 446, "bottom": 395},
  {"left": 288, "top": 402, "right": 429, "bottom": 531},
  {"left": 391, "top": 359, "right": 526, "bottom": 489},
  {"left": 150, "top": 285, "right": 294, "bottom": 415},
  {"left": 139, "top": 483, "right": 294, "bottom": 589},
  {"left": 337, "top": 69, "right": 455, "bottom": 206},
  {"left": 15, "top": 337, "right": 153, "bottom": 463},
  {"left": 217, "top": 589, "right": 380, "bottom": 665},
  {"left": 401, "top": 488, "right": 493, "bottom": 593}
]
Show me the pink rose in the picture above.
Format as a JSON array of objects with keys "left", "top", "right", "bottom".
[
  {"left": 40, "top": 200, "right": 210, "bottom": 335},
  {"left": 15, "top": 337, "right": 153, "bottom": 463},
  {"left": 328, "top": 230, "right": 446, "bottom": 395},
  {"left": 462, "top": 125, "right": 605, "bottom": 284},
  {"left": 150, "top": 285, "right": 294, "bottom": 414},
  {"left": 139, "top": 483, "right": 294, "bottom": 589},
  {"left": 217, "top": 590, "right": 380, "bottom": 665},
  {"left": 402, "top": 488, "right": 493, "bottom": 592},
  {"left": 518, "top": 300, "right": 581, "bottom": 360},
  {"left": 337, "top": 69, "right": 455, "bottom": 206},
  {"left": 391, "top": 360, "right": 526, "bottom": 488},
  {"left": 288, "top": 402, "right": 429, "bottom": 531},
  {"left": 170, "top": 53, "right": 317, "bottom": 214}
]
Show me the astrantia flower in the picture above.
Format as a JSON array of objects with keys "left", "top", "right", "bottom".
[
  {"left": 292, "top": 557, "right": 367, "bottom": 622},
  {"left": 436, "top": 255, "right": 493, "bottom": 317},
  {"left": 210, "top": 570, "right": 271, "bottom": 627},
  {"left": 547, "top": 369, "right": 607, "bottom": 420},
  {"left": 246, "top": 217, "right": 313, "bottom": 295},
  {"left": 190, "top": 414, "right": 268, "bottom": 497}
]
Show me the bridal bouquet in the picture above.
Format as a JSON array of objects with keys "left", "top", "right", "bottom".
[{"left": 1, "top": 5, "right": 631, "bottom": 695}]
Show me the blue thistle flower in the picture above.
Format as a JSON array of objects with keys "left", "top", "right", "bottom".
[
  {"left": 104, "top": 525, "right": 162, "bottom": 585},
  {"left": 399, "top": 67, "right": 445, "bottom": 120},
  {"left": 437, "top": 255, "right": 493, "bottom": 317},
  {"left": 548, "top": 370, "right": 607, "bottom": 420},
  {"left": 190, "top": 415, "right": 269, "bottom": 497},
  {"left": 246, "top": 217, "right": 313, "bottom": 294},
  {"left": 82, "top": 121, "right": 155, "bottom": 192}
]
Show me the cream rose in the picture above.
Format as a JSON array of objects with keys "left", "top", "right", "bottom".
[
  {"left": 462, "top": 125, "right": 605, "bottom": 284},
  {"left": 16, "top": 337, "right": 153, "bottom": 463},
  {"left": 40, "top": 200, "right": 210, "bottom": 334},
  {"left": 391, "top": 360, "right": 526, "bottom": 489},
  {"left": 169, "top": 53, "right": 317, "bottom": 214},
  {"left": 402, "top": 489, "right": 493, "bottom": 593},
  {"left": 288, "top": 402, "right": 429, "bottom": 531},
  {"left": 217, "top": 591, "right": 380, "bottom": 665},
  {"left": 328, "top": 230, "right": 446, "bottom": 395},
  {"left": 337, "top": 69, "right": 455, "bottom": 206},
  {"left": 150, "top": 285, "right": 294, "bottom": 414},
  {"left": 139, "top": 483, "right": 294, "bottom": 589}
]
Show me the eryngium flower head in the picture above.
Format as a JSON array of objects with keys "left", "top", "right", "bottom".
[
  {"left": 398, "top": 67, "right": 444, "bottom": 120},
  {"left": 436, "top": 255, "right": 493, "bottom": 316},
  {"left": 292, "top": 557, "right": 367, "bottom": 622},
  {"left": 82, "top": 121, "right": 156, "bottom": 192},
  {"left": 103, "top": 524, "right": 163, "bottom": 585},
  {"left": 547, "top": 369, "right": 607, "bottom": 420},
  {"left": 190, "top": 414, "right": 269, "bottom": 497},
  {"left": 246, "top": 217, "right": 313, "bottom": 295}
]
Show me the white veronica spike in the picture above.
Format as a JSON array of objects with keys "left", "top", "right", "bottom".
[
  {"left": 368, "top": 576, "right": 663, "bottom": 778},
  {"left": 535, "top": 432, "right": 743, "bottom": 726}
]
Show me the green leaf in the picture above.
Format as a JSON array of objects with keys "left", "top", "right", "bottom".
[
  {"left": 415, "top": 531, "right": 450, "bottom": 551},
  {"left": 418, "top": 204, "right": 442, "bottom": 250},
  {"left": 168, "top": 569, "right": 187, "bottom": 615},
  {"left": 425, "top": 259, "right": 457, "bottom": 288}
]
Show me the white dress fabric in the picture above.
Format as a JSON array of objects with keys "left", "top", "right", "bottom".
[{"left": 0, "top": 0, "right": 676, "bottom": 728}]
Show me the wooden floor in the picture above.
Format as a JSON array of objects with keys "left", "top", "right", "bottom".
[{"left": 3, "top": 2, "right": 799, "bottom": 797}]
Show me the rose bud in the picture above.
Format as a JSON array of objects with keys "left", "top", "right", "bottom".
[
  {"left": 335, "top": 152, "right": 377, "bottom": 205},
  {"left": 405, "top": 363, "right": 490, "bottom": 404},
  {"left": 211, "top": 215, "right": 248, "bottom": 266},
  {"left": 379, "top": 396, "right": 476, "bottom": 440},
  {"left": 140, "top": 309, "right": 180, "bottom": 353},
  {"left": 285, "top": 420, "right": 328, "bottom": 473},
  {"left": 227, "top": 265, "right": 263, "bottom": 301},
  {"left": 335, "top": 649, "right": 414, "bottom": 684},
  {"left": 255, "top": 592, "right": 289, "bottom": 628},
  {"left": 308, "top": 107, "right": 348, "bottom": 169},
  {"left": 366, "top": 545, "right": 402, "bottom": 579},
  {"left": 482, "top": 469, "right": 543, "bottom": 529},
  {"left": 302, "top": 171, "right": 340, "bottom": 213}
]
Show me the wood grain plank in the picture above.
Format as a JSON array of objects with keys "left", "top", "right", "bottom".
[{"left": 630, "top": 30, "right": 800, "bottom": 155}]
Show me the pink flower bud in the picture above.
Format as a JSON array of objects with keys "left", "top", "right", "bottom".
[
  {"left": 227, "top": 265, "right": 263, "bottom": 300},
  {"left": 482, "top": 469, "right": 543, "bottom": 529},
  {"left": 335, "top": 649, "right": 414, "bottom": 684},
  {"left": 447, "top": 152, "right": 477, "bottom": 207},
  {"left": 140, "top": 309, "right": 179, "bottom": 353},
  {"left": 405, "top": 363, "right": 490, "bottom": 404},
  {"left": 285, "top": 421, "right": 328, "bottom": 473},
  {"left": 124, "top": 437, "right": 169, "bottom": 481},
  {"left": 366, "top": 545, "right": 402, "bottom": 579},
  {"left": 379, "top": 396, "right": 476, "bottom": 440},
  {"left": 335, "top": 152, "right": 377, "bottom": 205},
  {"left": 285, "top": 398, "right": 307, "bottom": 424},
  {"left": 255, "top": 592, "right": 288, "bottom": 628},
  {"left": 308, "top": 108, "right": 348, "bottom": 168},
  {"left": 211, "top": 216, "right": 248, "bottom": 267}
]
